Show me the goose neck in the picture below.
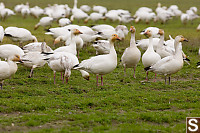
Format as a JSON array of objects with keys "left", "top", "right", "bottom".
[
  {"left": 130, "top": 32, "right": 136, "bottom": 47},
  {"left": 158, "top": 34, "right": 164, "bottom": 48},
  {"left": 147, "top": 36, "right": 154, "bottom": 52}
]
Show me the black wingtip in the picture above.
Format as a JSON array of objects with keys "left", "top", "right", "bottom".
[
  {"left": 4, "top": 33, "right": 12, "bottom": 37},
  {"left": 73, "top": 64, "right": 79, "bottom": 68},
  {"left": 45, "top": 29, "right": 50, "bottom": 32},
  {"left": 197, "top": 62, "right": 200, "bottom": 66},
  {"left": 184, "top": 58, "right": 190, "bottom": 62},
  {"left": 144, "top": 66, "right": 151, "bottom": 71},
  {"left": 41, "top": 52, "right": 54, "bottom": 55}
]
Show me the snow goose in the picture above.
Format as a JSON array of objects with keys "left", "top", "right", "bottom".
[
  {"left": 54, "top": 29, "right": 82, "bottom": 56},
  {"left": 156, "top": 29, "right": 172, "bottom": 58},
  {"left": 5, "top": 27, "right": 38, "bottom": 45},
  {"left": 45, "top": 52, "right": 90, "bottom": 84},
  {"left": 58, "top": 18, "right": 71, "bottom": 27},
  {"left": 0, "top": 44, "right": 24, "bottom": 60},
  {"left": 93, "top": 5, "right": 107, "bottom": 14},
  {"left": 45, "top": 26, "right": 71, "bottom": 38},
  {"left": 145, "top": 35, "right": 188, "bottom": 84},
  {"left": 30, "top": 6, "right": 44, "bottom": 18},
  {"left": 34, "top": 17, "right": 54, "bottom": 30},
  {"left": 121, "top": 26, "right": 141, "bottom": 78},
  {"left": 136, "top": 38, "right": 160, "bottom": 50},
  {"left": 142, "top": 30, "right": 161, "bottom": 81},
  {"left": 84, "top": 12, "right": 105, "bottom": 23},
  {"left": 196, "top": 24, "right": 200, "bottom": 32},
  {"left": 92, "top": 24, "right": 115, "bottom": 31},
  {"left": 80, "top": 5, "right": 91, "bottom": 12},
  {"left": 21, "top": 51, "right": 46, "bottom": 78},
  {"left": 140, "top": 27, "right": 160, "bottom": 38},
  {"left": 74, "top": 34, "right": 120, "bottom": 86},
  {"left": 23, "top": 42, "right": 53, "bottom": 53},
  {"left": 0, "top": 55, "right": 22, "bottom": 89},
  {"left": 0, "top": 26, "right": 4, "bottom": 42},
  {"left": 92, "top": 40, "right": 110, "bottom": 55}
]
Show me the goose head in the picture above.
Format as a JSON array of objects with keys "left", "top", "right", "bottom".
[
  {"left": 32, "top": 35, "right": 38, "bottom": 42},
  {"left": 130, "top": 26, "right": 136, "bottom": 33},
  {"left": 110, "top": 34, "right": 121, "bottom": 42},
  {"left": 143, "top": 30, "right": 152, "bottom": 38},
  {"left": 72, "top": 29, "right": 83, "bottom": 35},
  {"left": 175, "top": 35, "right": 188, "bottom": 42},
  {"left": 158, "top": 29, "right": 164, "bottom": 35},
  {"left": 11, "top": 55, "right": 23, "bottom": 63}
]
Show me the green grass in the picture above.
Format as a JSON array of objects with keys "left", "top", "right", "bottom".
[{"left": 0, "top": 0, "right": 200, "bottom": 132}]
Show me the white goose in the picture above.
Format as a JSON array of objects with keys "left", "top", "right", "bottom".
[
  {"left": 145, "top": 35, "right": 188, "bottom": 84},
  {"left": 0, "top": 55, "right": 22, "bottom": 89},
  {"left": 46, "top": 52, "right": 90, "bottom": 84},
  {"left": 0, "top": 26, "right": 4, "bottom": 42},
  {"left": 5, "top": 27, "right": 38, "bottom": 45},
  {"left": 92, "top": 40, "right": 110, "bottom": 55},
  {"left": 121, "top": 26, "right": 141, "bottom": 78},
  {"left": 58, "top": 18, "right": 71, "bottom": 27},
  {"left": 156, "top": 29, "right": 172, "bottom": 58},
  {"left": 23, "top": 42, "right": 53, "bottom": 53},
  {"left": 21, "top": 51, "right": 47, "bottom": 78},
  {"left": 0, "top": 44, "right": 24, "bottom": 60},
  {"left": 54, "top": 29, "right": 82, "bottom": 56},
  {"left": 34, "top": 17, "right": 54, "bottom": 30},
  {"left": 142, "top": 30, "right": 161, "bottom": 81},
  {"left": 74, "top": 34, "right": 120, "bottom": 86}
]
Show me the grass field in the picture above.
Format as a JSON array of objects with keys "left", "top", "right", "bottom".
[{"left": 0, "top": 0, "right": 200, "bottom": 132}]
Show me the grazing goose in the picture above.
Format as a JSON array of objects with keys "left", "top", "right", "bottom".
[
  {"left": 34, "top": 16, "right": 54, "bottom": 30},
  {"left": 121, "top": 26, "right": 141, "bottom": 78},
  {"left": 74, "top": 34, "right": 120, "bottom": 86},
  {"left": 0, "top": 55, "right": 22, "bottom": 89},
  {"left": 140, "top": 27, "right": 160, "bottom": 38},
  {"left": 0, "top": 44, "right": 24, "bottom": 60},
  {"left": 54, "top": 29, "right": 82, "bottom": 56},
  {"left": 5, "top": 27, "right": 38, "bottom": 45},
  {"left": 142, "top": 30, "right": 161, "bottom": 81},
  {"left": 145, "top": 35, "right": 188, "bottom": 84}
]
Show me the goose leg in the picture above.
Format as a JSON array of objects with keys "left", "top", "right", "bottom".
[
  {"left": 169, "top": 76, "right": 171, "bottom": 85},
  {"left": 101, "top": 75, "right": 103, "bottom": 86},
  {"left": 61, "top": 72, "right": 63, "bottom": 80},
  {"left": 77, "top": 51, "right": 79, "bottom": 58},
  {"left": 28, "top": 67, "right": 34, "bottom": 78},
  {"left": 133, "top": 67, "right": 136, "bottom": 78},
  {"left": 54, "top": 71, "right": 56, "bottom": 84},
  {"left": 124, "top": 66, "right": 126, "bottom": 77},
  {"left": 0, "top": 83, "right": 2, "bottom": 90},
  {"left": 66, "top": 78, "right": 68, "bottom": 84},
  {"left": 62, "top": 74, "right": 64, "bottom": 84},
  {"left": 146, "top": 72, "right": 148, "bottom": 81},
  {"left": 96, "top": 75, "right": 99, "bottom": 86},
  {"left": 154, "top": 73, "right": 157, "bottom": 82}
]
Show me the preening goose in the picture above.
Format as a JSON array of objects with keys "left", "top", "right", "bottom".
[
  {"left": 74, "top": 34, "right": 120, "bottom": 86},
  {"left": 92, "top": 40, "right": 110, "bottom": 55},
  {"left": 121, "top": 26, "right": 141, "bottom": 78},
  {"left": 58, "top": 18, "right": 71, "bottom": 27},
  {"left": 142, "top": 30, "right": 161, "bottom": 81},
  {"left": 145, "top": 35, "right": 188, "bottom": 84},
  {"left": 23, "top": 42, "right": 53, "bottom": 53},
  {"left": 45, "top": 52, "right": 90, "bottom": 84},
  {"left": 5, "top": 27, "right": 38, "bottom": 45},
  {"left": 0, "top": 55, "right": 22, "bottom": 89}
]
